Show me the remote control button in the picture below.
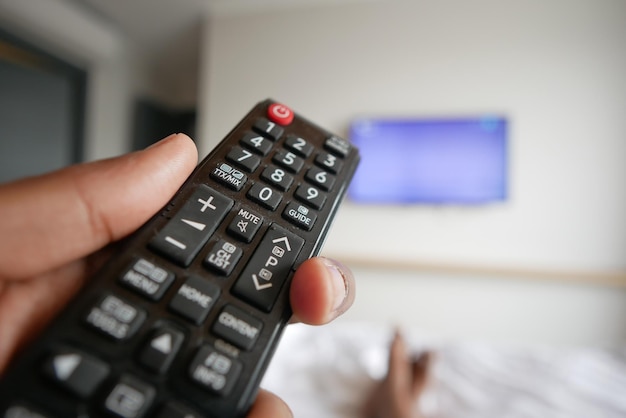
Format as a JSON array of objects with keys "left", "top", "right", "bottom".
[
  {"left": 247, "top": 183, "right": 282, "bottom": 211},
  {"left": 119, "top": 259, "right": 174, "bottom": 301},
  {"left": 240, "top": 132, "right": 273, "bottom": 156},
  {"left": 315, "top": 151, "right": 343, "bottom": 174},
  {"left": 138, "top": 326, "right": 185, "bottom": 374},
  {"left": 85, "top": 295, "right": 146, "bottom": 341},
  {"left": 267, "top": 103, "right": 294, "bottom": 126},
  {"left": 226, "top": 146, "right": 261, "bottom": 172},
  {"left": 253, "top": 117, "right": 283, "bottom": 141},
  {"left": 305, "top": 166, "right": 336, "bottom": 191},
  {"left": 272, "top": 149, "right": 304, "bottom": 173},
  {"left": 210, "top": 163, "right": 247, "bottom": 191},
  {"left": 104, "top": 375, "right": 155, "bottom": 418},
  {"left": 169, "top": 276, "right": 220, "bottom": 325},
  {"left": 324, "top": 135, "right": 351, "bottom": 158},
  {"left": 204, "top": 239, "right": 243, "bottom": 275},
  {"left": 260, "top": 165, "right": 294, "bottom": 191},
  {"left": 212, "top": 305, "right": 263, "bottom": 351},
  {"left": 232, "top": 224, "right": 304, "bottom": 312},
  {"left": 284, "top": 134, "right": 314, "bottom": 158},
  {"left": 149, "top": 185, "right": 234, "bottom": 267},
  {"left": 42, "top": 348, "right": 110, "bottom": 398},
  {"left": 295, "top": 184, "right": 327, "bottom": 210},
  {"left": 282, "top": 202, "right": 317, "bottom": 231},
  {"left": 156, "top": 402, "right": 206, "bottom": 418},
  {"left": 189, "top": 346, "right": 242, "bottom": 397},
  {"left": 226, "top": 207, "right": 263, "bottom": 243},
  {"left": 3, "top": 404, "right": 52, "bottom": 418}
]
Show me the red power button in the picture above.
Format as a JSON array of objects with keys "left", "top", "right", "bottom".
[{"left": 267, "top": 103, "right": 294, "bottom": 126}]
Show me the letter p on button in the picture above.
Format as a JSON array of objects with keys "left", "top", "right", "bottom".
[{"left": 268, "top": 103, "right": 294, "bottom": 126}]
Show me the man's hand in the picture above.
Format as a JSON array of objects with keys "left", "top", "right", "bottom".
[{"left": 0, "top": 133, "right": 355, "bottom": 418}]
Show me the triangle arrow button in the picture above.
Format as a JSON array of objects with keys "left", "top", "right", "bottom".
[
  {"left": 53, "top": 353, "right": 81, "bottom": 381},
  {"left": 151, "top": 333, "right": 172, "bottom": 354}
]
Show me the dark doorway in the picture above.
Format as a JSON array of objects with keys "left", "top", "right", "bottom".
[{"left": 0, "top": 28, "right": 87, "bottom": 183}]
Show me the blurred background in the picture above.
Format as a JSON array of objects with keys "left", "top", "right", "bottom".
[{"left": 1, "top": 0, "right": 625, "bottom": 416}]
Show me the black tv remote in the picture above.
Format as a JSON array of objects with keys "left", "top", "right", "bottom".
[{"left": 0, "top": 99, "right": 360, "bottom": 418}]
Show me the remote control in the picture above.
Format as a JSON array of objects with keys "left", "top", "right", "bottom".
[{"left": 0, "top": 99, "right": 360, "bottom": 418}]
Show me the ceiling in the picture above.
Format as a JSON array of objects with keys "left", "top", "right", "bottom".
[
  {"left": 72, "top": 0, "right": 373, "bottom": 57},
  {"left": 65, "top": 0, "right": 374, "bottom": 106}
]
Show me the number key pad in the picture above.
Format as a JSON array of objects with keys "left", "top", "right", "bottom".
[{"left": 231, "top": 116, "right": 351, "bottom": 231}]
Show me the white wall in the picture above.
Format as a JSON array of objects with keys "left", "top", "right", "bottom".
[
  {"left": 199, "top": 0, "right": 626, "bottom": 346},
  {"left": 341, "top": 266, "right": 626, "bottom": 348}
]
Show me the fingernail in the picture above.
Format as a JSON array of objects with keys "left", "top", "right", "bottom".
[{"left": 322, "top": 257, "right": 350, "bottom": 313}]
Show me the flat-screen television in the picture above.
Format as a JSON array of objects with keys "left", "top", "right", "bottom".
[{"left": 348, "top": 116, "right": 508, "bottom": 204}]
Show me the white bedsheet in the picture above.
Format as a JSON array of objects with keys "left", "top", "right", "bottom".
[{"left": 261, "top": 322, "right": 626, "bottom": 418}]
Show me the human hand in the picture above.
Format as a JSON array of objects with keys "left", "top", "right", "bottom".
[
  {"left": 362, "top": 331, "right": 431, "bottom": 418},
  {"left": 0, "top": 133, "right": 355, "bottom": 418}
]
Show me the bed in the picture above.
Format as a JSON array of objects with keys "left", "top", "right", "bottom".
[{"left": 261, "top": 322, "right": 626, "bottom": 418}]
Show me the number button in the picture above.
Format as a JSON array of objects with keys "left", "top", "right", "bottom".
[
  {"left": 295, "top": 184, "right": 326, "bottom": 210},
  {"left": 261, "top": 165, "right": 294, "bottom": 191},
  {"left": 273, "top": 149, "right": 304, "bottom": 173},
  {"left": 315, "top": 151, "right": 343, "bottom": 174},
  {"left": 247, "top": 183, "right": 283, "bottom": 211},
  {"left": 253, "top": 117, "right": 283, "bottom": 141},
  {"left": 305, "top": 166, "right": 336, "bottom": 191},
  {"left": 240, "top": 132, "right": 273, "bottom": 156},
  {"left": 226, "top": 146, "right": 261, "bottom": 172},
  {"left": 284, "top": 135, "right": 314, "bottom": 158}
]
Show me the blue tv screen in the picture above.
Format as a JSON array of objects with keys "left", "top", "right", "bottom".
[{"left": 348, "top": 117, "right": 508, "bottom": 204}]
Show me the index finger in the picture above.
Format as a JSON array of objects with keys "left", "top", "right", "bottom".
[{"left": 0, "top": 134, "right": 197, "bottom": 280}]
